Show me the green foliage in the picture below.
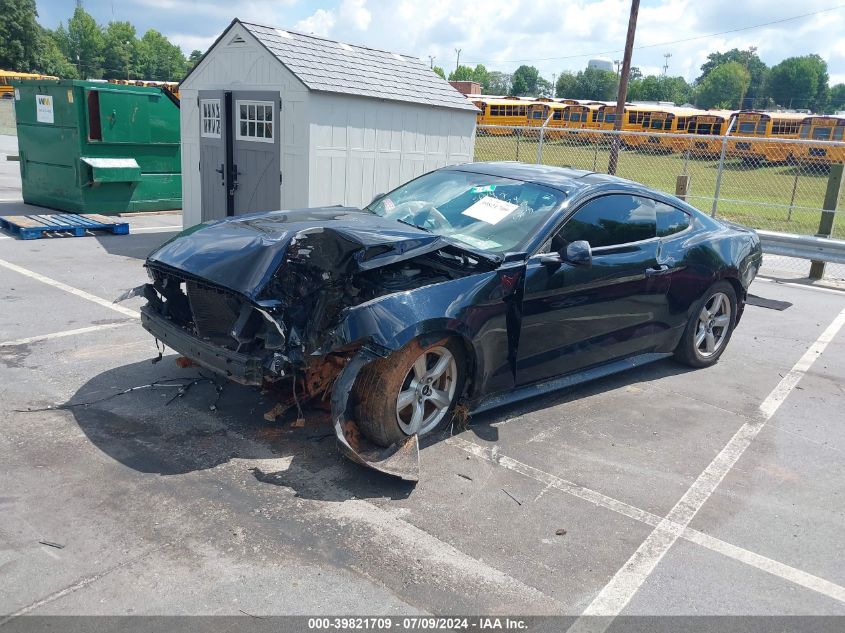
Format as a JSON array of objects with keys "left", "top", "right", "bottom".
[
  {"left": 448, "top": 65, "right": 475, "bottom": 81},
  {"left": 187, "top": 49, "right": 203, "bottom": 73},
  {"left": 36, "top": 28, "right": 78, "bottom": 77},
  {"left": 471, "top": 64, "right": 489, "bottom": 90},
  {"left": 0, "top": 0, "right": 40, "bottom": 71},
  {"left": 830, "top": 84, "right": 845, "bottom": 112},
  {"left": 432, "top": 65, "right": 446, "bottom": 79},
  {"left": 63, "top": 6, "right": 105, "bottom": 78},
  {"left": 137, "top": 29, "right": 187, "bottom": 81},
  {"left": 510, "top": 65, "right": 540, "bottom": 96},
  {"left": 698, "top": 48, "right": 767, "bottom": 108},
  {"left": 766, "top": 55, "right": 830, "bottom": 112},
  {"left": 557, "top": 67, "right": 618, "bottom": 100},
  {"left": 627, "top": 75, "right": 693, "bottom": 105},
  {"left": 695, "top": 62, "right": 750, "bottom": 109},
  {"left": 102, "top": 21, "right": 138, "bottom": 79},
  {"left": 486, "top": 71, "right": 511, "bottom": 95}
]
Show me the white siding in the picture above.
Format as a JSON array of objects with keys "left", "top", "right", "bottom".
[
  {"left": 307, "top": 93, "right": 476, "bottom": 208},
  {"left": 179, "top": 22, "right": 309, "bottom": 226}
]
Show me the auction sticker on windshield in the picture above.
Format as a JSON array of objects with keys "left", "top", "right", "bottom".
[{"left": 462, "top": 196, "right": 518, "bottom": 225}]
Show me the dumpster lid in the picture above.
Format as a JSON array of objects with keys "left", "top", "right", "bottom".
[{"left": 81, "top": 157, "right": 141, "bottom": 183}]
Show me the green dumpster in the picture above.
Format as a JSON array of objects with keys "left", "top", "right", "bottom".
[{"left": 12, "top": 79, "right": 181, "bottom": 214}]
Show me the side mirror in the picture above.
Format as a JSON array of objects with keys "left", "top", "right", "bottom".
[{"left": 565, "top": 240, "right": 592, "bottom": 266}]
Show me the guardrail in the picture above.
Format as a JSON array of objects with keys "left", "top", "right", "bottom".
[{"left": 758, "top": 230, "right": 845, "bottom": 265}]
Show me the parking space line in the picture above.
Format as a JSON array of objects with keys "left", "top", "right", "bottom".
[
  {"left": 755, "top": 277, "right": 845, "bottom": 297},
  {"left": 572, "top": 305, "right": 845, "bottom": 626},
  {"left": 0, "top": 258, "right": 139, "bottom": 319},
  {"left": 0, "top": 321, "right": 134, "bottom": 347},
  {"left": 448, "top": 436, "right": 845, "bottom": 608}
]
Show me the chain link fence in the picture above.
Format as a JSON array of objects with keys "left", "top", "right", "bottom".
[{"left": 474, "top": 125, "right": 845, "bottom": 280}]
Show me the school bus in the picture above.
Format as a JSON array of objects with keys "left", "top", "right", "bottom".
[
  {"left": 475, "top": 97, "right": 530, "bottom": 134},
  {"left": 670, "top": 110, "right": 735, "bottom": 156},
  {"left": 793, "top": 116, "right": 845, "bottom": 165},
  {"left": 625, "top": 107, "right": 704, "bottom": 152},
  {"left": 728, "top": 110, "right": 805, "bottom": 163},
  {"left": 0, "top": 70, "right": 59, "bottom": 98},
  {"left": 107, "top": 79, "right": 180, "bottom": 101}
]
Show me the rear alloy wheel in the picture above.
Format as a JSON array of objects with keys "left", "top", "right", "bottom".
[
  {"left": 353, "top": 338, "right": 465, "bottom": 447},
  {"left": 675, "top": 281, "right": 737, "bottom": 368}
]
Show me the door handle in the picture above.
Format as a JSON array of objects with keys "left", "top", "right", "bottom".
[{"left": 645, "top": 264, "right": 670, "bottom": 276}]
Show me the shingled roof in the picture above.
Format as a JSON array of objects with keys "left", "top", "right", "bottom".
[{"left": 229, "top": 20, "right": 476, "bottom": 112}]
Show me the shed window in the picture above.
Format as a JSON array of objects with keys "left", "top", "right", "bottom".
[
  {"left": 236, "top": 100, "right": 274, "bottom": 143},
  {"left": 201, "top": 99, "right": 221, "bottom": 138}
]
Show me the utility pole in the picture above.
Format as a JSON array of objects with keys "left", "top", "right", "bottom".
[
  {"left": 428, "top": 55, "right": 435, "bottom": 69},
  {"left": 608, "top": 0, "right": 640, "bottom": 175},
  {"left": 455, "top": 48, "right": 461, "bottom": 71},
  {"left": 662, "top": 52, "right": 671, "bottom": 76},
  {"left": 738, "top": 46, "right": 756, "bottom": 109},
  {"left": 614, "top": 60, "right": 622, "bottom": 77},
  {"left": 552, "top": 73, "right": 557, "bottom": 98}
]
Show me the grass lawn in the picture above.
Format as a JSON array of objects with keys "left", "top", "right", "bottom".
[{"left": 474, "top": 134, "right": 843, "bottom": 238}]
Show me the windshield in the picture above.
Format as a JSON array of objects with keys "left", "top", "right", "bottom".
[{"left": 365, "top": 170, "right": 565, "bottom": 254}]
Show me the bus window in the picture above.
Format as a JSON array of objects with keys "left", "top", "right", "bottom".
[
  {"left": 812, "top": 127, "right": 833, "bottom": 141},
  {"left": 553, "top": 110, "right": 562, "bottom": 120},
  {"left": 605, "top": 113, "right": 616, "bottom": 124},
  {"left": 756, "top": 121, "right": 766, "bottom": 134},
  {"left": 738, "top": 122, "right": 756, "bottom": 134},
  {"left": 800, "top": 123, "right": 810, "bottom": 139},
  {"left": 531, "top": 109, "right": 543, "bottom": 119},
  {"left": 696, "top": 123, "right": 713, "bottom": 135},
  {"left": 835, "top": 126, "right": 844, "bottom": 141}
]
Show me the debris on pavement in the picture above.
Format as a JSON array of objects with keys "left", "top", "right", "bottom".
[
  {"left": 502, "top": 488, "right": 522, "bottom": 506},
  {"left": 38, "top": 540, "right": 65, "bottom": 549}
]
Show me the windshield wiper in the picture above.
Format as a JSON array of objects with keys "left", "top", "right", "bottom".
[{"left": 395, "top": 217, "right": 431, "bottom": 233}]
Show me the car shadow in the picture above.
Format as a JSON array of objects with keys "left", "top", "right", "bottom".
[
  {"left": 67, "top": 355, "right": 414, "bottom": 502},
  {"left": 460, "top": 357, "right": 696, "bottom": 444},
  {"left": 94, "top": 231, "right": 179, "bottom": 260}
]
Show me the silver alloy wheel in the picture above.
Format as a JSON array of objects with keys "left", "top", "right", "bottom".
[
  {"left": 395, "top": 346, "right": 457, "bottom": 436},
  {"left": 695, "top": 291, "right": 731, "bottom": 358}
]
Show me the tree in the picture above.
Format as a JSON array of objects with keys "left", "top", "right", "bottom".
[
  {"left": 698, "top": 48, "right": 768, "bottom": 109},
  {"left": 766, "top": 55, "right": 830, "bottom": 112},
  {"left": 628, "top": 74, "right": 692, "bottom": 104},
  {"left": 486, "top": 71, "right": 511, "bottom": 95},
  {"left": 537, "top": 77, "right": 553, "bottom": 98},
  {"left": 186, "top": 49, "right": 203, "bottom": 73},
  {"left": 695, "top": 62, "right": 750, "bottom": 109},
  {"left": 831, "top": 84, "right": 845, "bottom": 113},
  {"left": 573, "top": 67, "right": 618, "bottom": 100},
  {"left": 448, "top": 65, "right": 474, "bottom": 81},
  {"left": 62, "top": 6, "right": 105, "bottom": 78},
  {"left": 472, "top": 64, "right": 489, "bottom": 89},
  {"left": 629, "top": 66, "right": 642, "bottom": 81},
  {"left": 510, "top": 65, "right": 540, "bottom": 96},
  {"left": 35, "top": 28, "right": 78, "bottom": 77},
  {"left": 102, "top": 21, "right": 137, "bottom": 79},
  {"left": 0, "top": 0, "right": 40, "bottom": 71},
  {"left": 137, "top": 29, "right": 187, "bottom": 81},
  {"left": 555, "top": 72, "right": 578, "bottom": 98},
  {"left": 432, "top": 65, "right": 446, "bottom": 79}
]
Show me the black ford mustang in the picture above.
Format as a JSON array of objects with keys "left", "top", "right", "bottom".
[{"left": 132, "top": 162, "right": 762, "bottom": 480}]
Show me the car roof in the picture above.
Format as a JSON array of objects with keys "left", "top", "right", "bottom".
[{"left": 447, "top": 161, "right": 639, "bottom": 194}]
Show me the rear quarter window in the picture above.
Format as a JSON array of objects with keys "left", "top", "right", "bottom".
[{"left": 656, "top": 202, "right": 691, "bottom": 237}]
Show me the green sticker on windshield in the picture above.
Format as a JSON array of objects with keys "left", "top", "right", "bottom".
[{"left": 470, "top": 185, "right": 496, "bottom": 193}]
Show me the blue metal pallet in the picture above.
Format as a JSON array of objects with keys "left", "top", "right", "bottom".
[{"left": 0, "top": 214, "right": 130, "bottom": 240}]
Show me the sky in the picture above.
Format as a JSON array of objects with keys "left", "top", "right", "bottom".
[{"left": 35, "top": 0, "right": 845, "bottom": 85}]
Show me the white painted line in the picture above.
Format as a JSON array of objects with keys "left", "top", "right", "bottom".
[
  {"left": 121, "top": 225, "right": 182, "bottom": 233},
  {"left": 0, "top": 321, "right": 133, "bottom": 347},
  {"left": 571, "top": 305, "right": 845, "bottom": 628},
  {"left": 0, "top": 258, "right": 139, "bottom": 319},
  {"left": 755, "top": 277, "right": 845, "bottom": 296},
  {"left": 449, "top": 436, "right": 845, "bottom": 608}
]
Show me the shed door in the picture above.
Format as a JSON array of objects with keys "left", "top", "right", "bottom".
[
  {"left": 198, "top": 90, "right": 227, "bottom": 221},
  {"left": 231, "top": 91, "right": 281, "bottom": 214}
]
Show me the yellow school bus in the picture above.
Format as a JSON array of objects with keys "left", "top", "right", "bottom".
[
  {"left": 107, "top": 79, "right": 180, "bottom": 100},
  {"left": 0, "top": 70, "right": 59, "bottom": 98},
  {"left": 670, "top": 110, "right": 735, "bottom": 156},
  {"left": 475, "top": 97, "right": 531, "bottom": 134},
  {"left": 793, "top": 116, "right": 845, "bottom": 165},
  {"left": 728, "top": 110, "right": 805, "bottom": 163},
  {"left": 625, "top": 107, "right": 704, "bottom": 152}
]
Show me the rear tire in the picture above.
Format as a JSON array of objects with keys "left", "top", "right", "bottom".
[
  {"left": 674, "top": 281, "right": 737, "bottom": 368},
  {"left": 352, "top": 338, "right": 466, "bottom": 447}
]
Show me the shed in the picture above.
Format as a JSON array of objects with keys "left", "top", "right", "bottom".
[{"left": 179, "top": 19, "right": 477, "bottom": 226}]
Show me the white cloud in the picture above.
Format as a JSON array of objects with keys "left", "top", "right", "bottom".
[
  {"left": 341, "top": 0, "right": 372, "bottom": 31},
  {"left": 295, "top": 8, "right": 337, "bottom": 36}
]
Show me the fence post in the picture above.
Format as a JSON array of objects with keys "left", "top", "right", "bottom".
[
  {"left": 787, "top": 169, "right": 800, "bottom": 222},
  {"left": 710, "top": 135, "right": 729, "bottom": 217},
  {"left": 809, "top": 163, "right": 844, "bottom": 280},
  {"left": 536, "top": 126, "right": 544, "bottom": 164},
  {"left": 675, "top": 175, "right": 690, "bottom": 202},
  {"left": 515, "top": 128, "right": 521, "bottom": 162}
]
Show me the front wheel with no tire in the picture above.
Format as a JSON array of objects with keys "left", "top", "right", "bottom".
[
  {"left": 674, "top": 281, "right": 737, "bottom": 368},
  {"left": 352, "top": 338, "right": 466, "bottom": 447}
]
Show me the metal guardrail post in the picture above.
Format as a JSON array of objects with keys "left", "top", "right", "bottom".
[
  {"left": 809, "top": 163, "right": 844, "bottom": 280},
  {"left": 536, "top": 113, "right": 553, "bottom": 165}
]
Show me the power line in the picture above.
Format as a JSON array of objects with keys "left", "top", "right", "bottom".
[{"left": 464, "top": 5, "right": 845, "bottom": 65}]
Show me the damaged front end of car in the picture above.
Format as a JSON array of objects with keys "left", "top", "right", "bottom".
[{"left": 127, "top": 209, "right": 501, "bottom": 480}]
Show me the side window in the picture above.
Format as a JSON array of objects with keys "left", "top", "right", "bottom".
[
  {"left": 656, "top": 202, "right": 691, "bottom": 237},
  {"left": 557, "top": 195, "right": 657, "bottom": 249}
]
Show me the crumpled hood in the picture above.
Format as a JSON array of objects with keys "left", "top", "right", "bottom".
[{"left": 147, "top": 207, "right": 476, "bottom": 300}]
